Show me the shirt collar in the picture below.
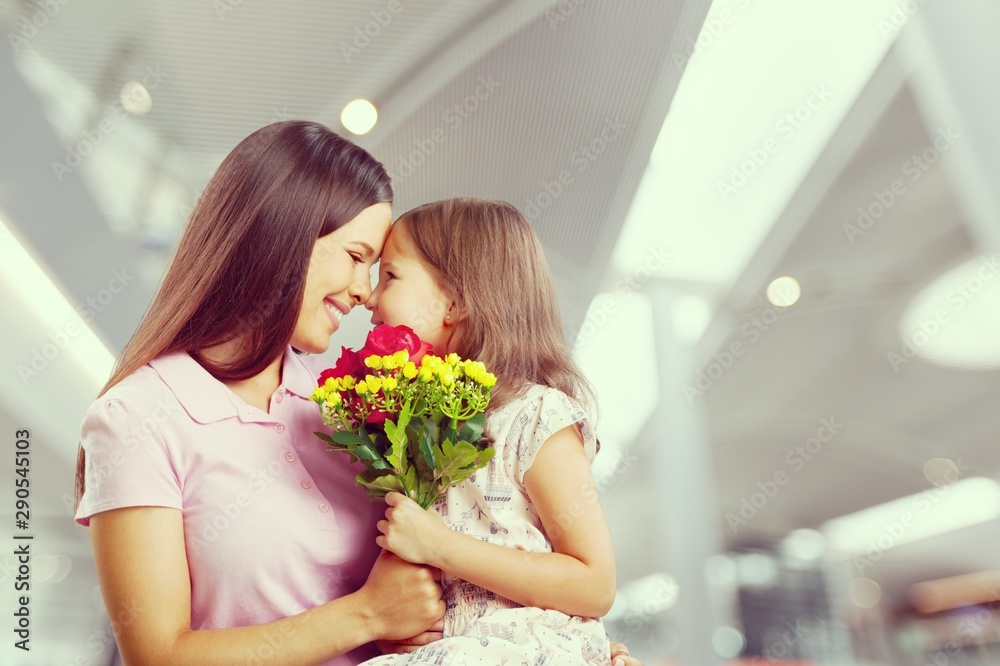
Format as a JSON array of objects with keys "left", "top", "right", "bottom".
[
  {"left": 281, "top": 348, "right": 319, "bottom": 400},
  {"left": 149, "top": 346, "right": 317, "bottom": 424}
]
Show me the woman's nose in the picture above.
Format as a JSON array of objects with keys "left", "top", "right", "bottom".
[{"left": 349, "top": 274, "right": 373, "bottom": 306}]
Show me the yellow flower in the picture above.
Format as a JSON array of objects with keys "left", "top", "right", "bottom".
[
  {"left": 356, "top": 380, "right": 368, "bottom": 395},
  {"left": 382, "top": 354, "right": 399, "bottom": 370},
  {"left": 402, "top": 362, "right": 418, "bottom": 379},
  {"left": 394, "top": 350, "right": 409, "bottom": 366},
  {"left": 323, "top": 377, "right": 340, "bottom": 392},
  {"left": 366, "top": 375, "right": 382, "bottom": 392},
  {"left": 382, "top": 376, "right": 398, "bottom": 392},
  {"left": 440, "top": 372, "right": 455, "bottom": 387},
  {"left": 418, "top": 367, "right": 435, "bottom": 383},
  {"left": 365, "top": 355, "right": 383, "bottom": 370},
  {"left": 481, "top": 372, "right": 497, "bottom": 388},
  {"left": 311, "top": 387, "right": 326, "bottom": 403},
  {"left": 341, "top": 376, "right": 356, "bottom": 389},
  {"left": 445, "top": 353, "right": 460, "bottom": 366}
]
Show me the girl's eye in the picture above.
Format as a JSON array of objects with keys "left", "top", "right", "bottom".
[{"left": 385, "top": 271, "right": 396, "bottom": 281}]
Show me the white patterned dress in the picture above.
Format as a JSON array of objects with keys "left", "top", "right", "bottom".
[{"left": 362, "top": 384, "right": 610, "bottom": 666}]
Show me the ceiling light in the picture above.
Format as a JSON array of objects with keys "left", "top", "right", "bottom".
[
  {"left": 766, "top": 276, "right": 801, "bottom": 307},
  {"left": 672, "top": 293, "right": 712, "bottom": 343},
  {"left": 848, "top": 577, "right": 882, "bottom": 608},
  {"left": 609, "top": 0, "right": 903, "bottom": 288},
  {"left": 909, "top": 570, "right": 1000, "bottom": 614},
  {"left": 120, "top": 81, "right": 152, "bottom": 115},
  {"left": 605, "top": 572, "right": 679, "bottom": 622},
  {"left": 822, "top": 477, "right": 1000, "bottom": 556},
  {"left": 923, "top": 458, "right": 961, "bottom": 487},
  {"left": 712, "top": 626, "right": 746, "bottom": 658},
  {"left": 0, "top": 216, "right": 114, "bottom": 391},
  {"left": 341, "top": 99, "right": 378, "bottom": 135},
  {"left": 780, "top": 528, "right": 826, "bottom": 563},
  {"left": 896, "top": 253, "right": 1000, "bottom": 370},
  {"left": 736, "top": 551, "right": 778, "bottom": 588}
]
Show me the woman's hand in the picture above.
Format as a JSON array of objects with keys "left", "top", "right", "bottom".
[
  {"left": 376, "top": 491, "right": 451, "bottom": 565},
  {"left": 356, "top": 549, "right": 445, "bottom": 641},
  {"left": 375, "top": 620, "right": 445, "bottom": 655},
  {"left": 610, "top": 641, "right": 644, "bottom": 666}
]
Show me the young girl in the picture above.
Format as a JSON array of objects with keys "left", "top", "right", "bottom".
[{"left": 363, "top": 198, "right": 616, "bottom": 665}]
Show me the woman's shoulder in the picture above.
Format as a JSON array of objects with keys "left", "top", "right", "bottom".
[
  {"left": 96, "top": 363, "right": 170, "bottom": 405},
  {"left": 85, "top": 358, "right": 186, "bottom": 427}
]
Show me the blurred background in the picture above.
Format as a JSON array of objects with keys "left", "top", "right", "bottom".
[{"left": 1, "top": 0, "right": 999, "bottom": 664}]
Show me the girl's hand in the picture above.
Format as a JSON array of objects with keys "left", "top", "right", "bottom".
[
  {"left": 375, "top": 620, "right": 445, "bottom": 654},
  {"left": 610, "top": 642, "right": 644, "bottom": 666},
  {"left": 376, "top": 491, "right": 451, "bottom": 565}
]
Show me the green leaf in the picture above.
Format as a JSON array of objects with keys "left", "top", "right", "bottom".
[
  {"left": 416, "top": 418, "right": 439, "bottom": 470},
  {"left": 356, "top": 469, "right": 386, "bottom": 484},
  {"left": 361, "top": 474, "right": 407, "bottom": 496},
  {"left": 331, "top": 430, "right": 371, "bottom": 447},
  {"left": 313, "top": 431, "right": 337, "bottom": 444},
  {"left": 396, "top": 401, "right": 412, "bottom": 432},
  {"left": 383, "top": 406, "right": 409, "bottom": 452},
  {"left": 457, "top": 413, "right": 486, "bottom": 446},
  {"left": 403, "top": 465, "right": 419, "bottom": 501},
  {"left": 409, "top": 431, "right": 434, "bottom": 480},
  {"left": 353, "top": 443, "right": 391, "bottom": 471},
  {"left": 436, "top": 440, "right": 487, "bottom": 488}
]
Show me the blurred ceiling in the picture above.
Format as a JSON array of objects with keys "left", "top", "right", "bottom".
[{"left": 1, "top": 0, "right": 999, "bottom": 662}]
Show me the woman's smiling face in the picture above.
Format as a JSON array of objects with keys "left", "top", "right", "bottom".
[{"left": 290, "top": 202, "right": 392, "bottom": 353}]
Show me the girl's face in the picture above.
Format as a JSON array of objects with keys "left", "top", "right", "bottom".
[
  {"left": 291, "top": 202, "right": 392, "bottom": 354},
  {"left": 366, "top": 225, "right": 456, "bottom": 353}
]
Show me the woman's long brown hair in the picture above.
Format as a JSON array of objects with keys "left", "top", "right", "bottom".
[
  {"left": 393, "top": 198, "right": 597, "bottom": 416},
  {"left": 74, "top": 120, "right": 392, "bottom": 512}
]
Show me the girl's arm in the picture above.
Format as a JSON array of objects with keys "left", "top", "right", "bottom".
[
  {"left": 91, "top": 506, "right": 444, "bottom": 666},
  {"left": 377, "top": 424, "right": 616, "bottom": 618}
]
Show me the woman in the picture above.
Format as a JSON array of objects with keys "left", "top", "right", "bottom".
[{"left": 73, "top": 120, "right": 640, "bottom": 666}]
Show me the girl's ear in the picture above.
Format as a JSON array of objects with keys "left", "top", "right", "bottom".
[{"left": 444, "top": 297, "right": 467, "bottom": 325}]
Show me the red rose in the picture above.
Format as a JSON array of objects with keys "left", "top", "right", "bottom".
[
  {"left": 366, "top": 409, "right": 391, "bottom": 426},
  {"left": 318, "top": 347, "right": 363, "bottom": 385},
  {"left": 359, "top": 324, "right": 433, "bottom": 366}
]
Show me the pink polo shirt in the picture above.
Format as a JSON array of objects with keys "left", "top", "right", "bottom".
[{"left": 75, "top": 347, "right": 382, "bottom": 665}]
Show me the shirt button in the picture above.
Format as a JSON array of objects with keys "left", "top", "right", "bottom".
[
  {"left": 319, "top": 504, "right": 329, "bottom": 512},
  {"left": 274, "top": 424, "right": 286, "bottom": 433},
  {"left": 276, "top": 393, "right": 284, "bottom": 404},
  {"left": 300, "top": 480, "right": 312, "bottom": 490},
  {"left": 285, "top": 452, "right": 296, "bottom": 463}
]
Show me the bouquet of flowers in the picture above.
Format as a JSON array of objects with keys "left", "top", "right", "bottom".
[{"left": 311, "top": 324, "right": 497, "bottom": 508}]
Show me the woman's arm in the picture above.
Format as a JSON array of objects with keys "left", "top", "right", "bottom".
[
  {"left": 91, "top": 506, "right": 444, "bottom": 666},
  {"left": 377, "top": 424, "right": 616, "bottom": 618}
]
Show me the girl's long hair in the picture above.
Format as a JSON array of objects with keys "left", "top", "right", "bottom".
[
  {"left": 393, "top": 198, "right": 597, "bottom": 415},
  {"left": 73, "top": 120, "right": 392, "bottom": 511}
]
